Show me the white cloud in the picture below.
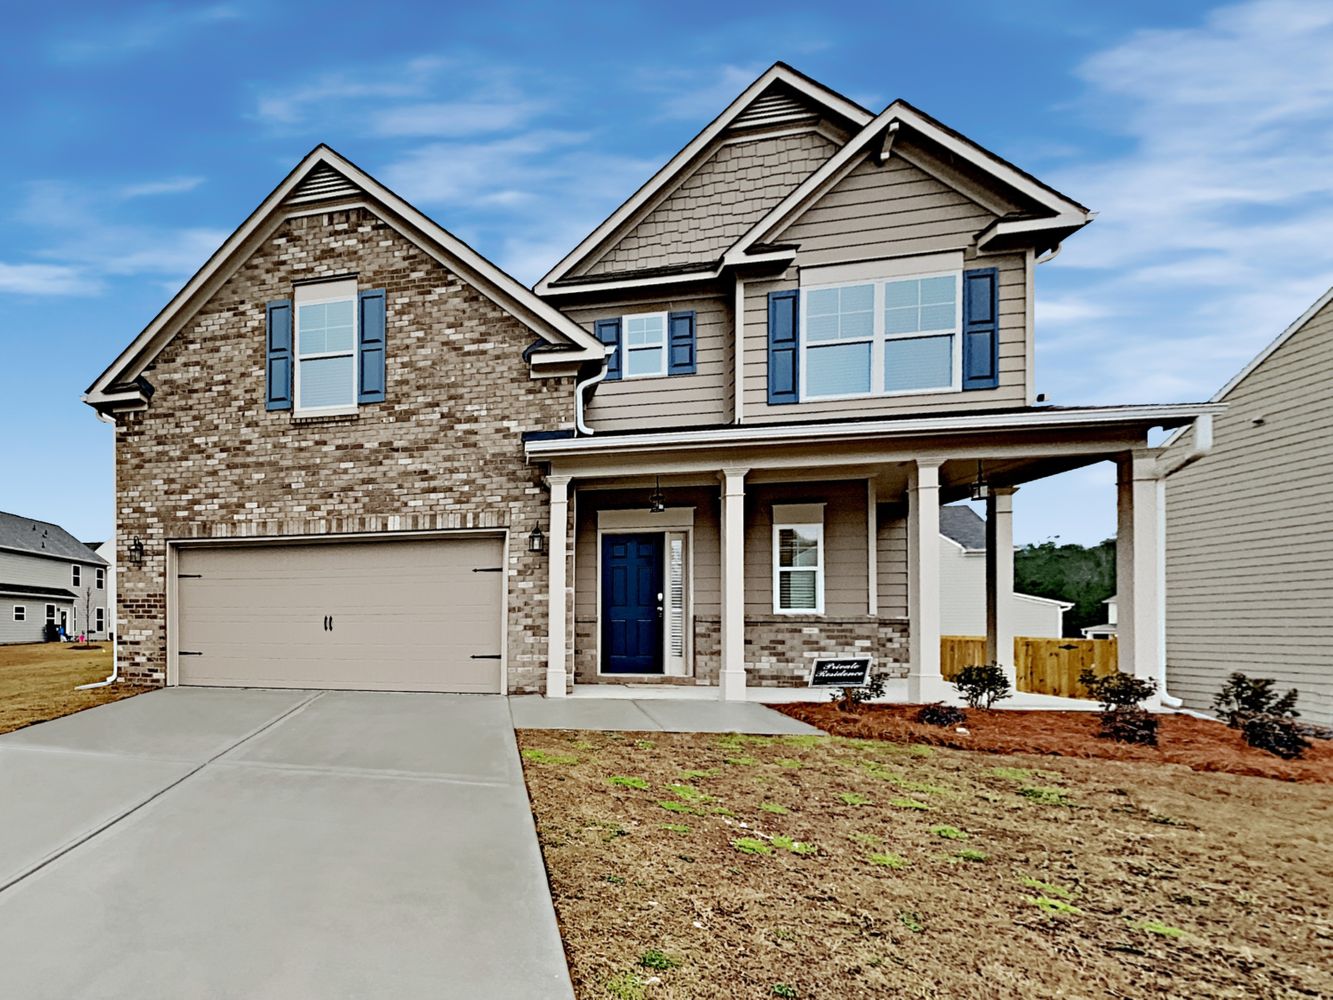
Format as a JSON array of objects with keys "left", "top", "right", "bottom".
[
  {"left": 643, "top": 63, "right": 765, "bottom": 121},
  {"left": 254, "top": 58, "right": 446, "bottom": 126},
  {"left": 0, "top": 263, "right": 95, "bottom": 296},
  {"left": 1040, "top": 0, "right": 1333, "bottom": 406},
  {"left": 372, "top": 100, "right": 544, "bottom": 138},
  {"left": 119, "top": 177, "right": 205, "bottom": 199},
  {"left": 52, "top": 4, "right": 241, "bottom": 62}
]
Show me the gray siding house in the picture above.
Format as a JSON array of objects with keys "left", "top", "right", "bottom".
[
  {"left": 0, "top": 512, "right": 110, "bottom": 644},
  {"left": 1163, "top": 287, "right": 1333, "bottom": 726}
]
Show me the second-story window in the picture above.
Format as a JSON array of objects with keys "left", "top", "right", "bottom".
[
  {"left": 71, "top": 565, "right": 81, "bottom": 587},
  {"left": 96, "top": 567, "right": 105, "bottom": 590},
  {"left": 295, "top": 279, "right": 358, "bottom": 414},
  {"left": 623, "top": 312, "right": 667, "bottom": 378},
  {"left": 801, "top": 270, "right": 960, "bottom": 400}
]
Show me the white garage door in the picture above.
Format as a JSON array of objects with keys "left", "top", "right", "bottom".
[{"left": 175, "top": 536, "right": 505, "bottom": 692}]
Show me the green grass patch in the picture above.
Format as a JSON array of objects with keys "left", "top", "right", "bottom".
[
  {"left": 895, "top": 778, "right": 952, "bottom": 796},
  {"left": 660, "top": 823, "right": 690, "bottom": 833},
  {"left": 930, "top": 825, "right": 968, "bottom": 840},
  {"left": 774, "top": 757, "right": 803, "bottom": 769},
  {"left": 603, "top": 874, "right": 626, "bottom": 885},
  {"left": 781, "top": 734, "right": 826, "bottom": 748},
  {"left": 520, "top": 748, "right": 578, "bottom": 766},
  {"left": 955, "top": 849, "right": 988, "bottom": 863},
  {"left": 899, "top": 911, "right": 924, "bottom": 933},
  {"left": 990, "top": 766, "right": 1032, "bottom": 782},
  {"left": 633, "top": 739, "right": 655, "bottom": 750},
  {"left": 1020, "top": 877, "right": 1074, "bottom": 899},
  {"left": 638, "top": 948, "right": 681, "bottom": 971},
  {"left": 759, "top": 802, "right": 790, "bottom": 815},
  {"left": 606, "top": 775, "right": 650, "bottom": 790},
  {"left": 889, "top": 797, "right": 931, "bottom": 811},
  {"left": 1130, "top": 919, "right": 1184, "bottom": 938},
  {"left": 679, "top": 768, "right": 719, "bottom": 780},
  {"left": 732, "top": 837, "right": 773, "bottom": 856},
  {"left": 869, "top": 852, "right": 908, "bottom": 869},
  {"left": 658, "top": 801, "right": 695, "bottom": 814},
  {"left": 605, "top": 970, "right": 645, "bottom": 1000},
  {"left": 667, "top": 783, "right": 711, "bottom": 803},
  {"left": 838, "top": 792, "right": 872, "bottom": 806},
  {"left": 771, "top": 985, "right": 798, "bottom": 998},
  {"left": 772, "top": 835, "right": 817, "bottom": 856},
  {"left": 1026, "top": 895, "right": 1083, "bottom": 916},
  {"left": 1019, "top": 786, "right": 1071, "bottom": 807},
  {"left": 849, "top": 832, "right": 882, "bottom": 846}
]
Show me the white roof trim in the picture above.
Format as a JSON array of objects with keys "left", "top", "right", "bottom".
[
  {"left": 534, "top": 64, "right": 872, "bottom": 294},
  {"left": 526, "top": 403, "right": 1225, "bottom": 458},
  {"left": 1161, "top": 284, "right": 1333, "bottom": 449},
  {"left": 1015, "top": 593, "right": 1076, "bottom": 610},
  {"left": 540, "top": 248, "right": 798, "bottom": 299},
  {"left": 724, "top": 102, "right": 1092, "bottom": 264},
  {"left": 86, "top": 146, "right": 603, "bottom": 408}
]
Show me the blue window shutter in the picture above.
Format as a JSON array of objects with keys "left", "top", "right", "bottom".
[
  {"left": 265, "top": 300, "right": 293, "bottom": 411},
  {"left": 358, "top": 289, "right": 387, "bottom": 404},
  {"left": 767, "top": 289, "right": 800, "bottom": 404},
  {"left": 961, "top": 267, "right": 999, "bottom": 390},
  {"left": 594, "top": 318, "right": 622, "bottom": 380},
  {"left": 667, "top": 310, "right": 696, "bottom": 375}
]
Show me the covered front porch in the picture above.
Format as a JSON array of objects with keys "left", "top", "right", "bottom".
[{"left": 526, "top": 405, "right": 1218, "bottom": 704}]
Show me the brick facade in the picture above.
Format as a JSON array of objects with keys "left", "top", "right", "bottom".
[
  {"left": 113, "top": 205, "right": 575, "bottom": 693},
  {"left": 694, "top": 614, "right": 910, "bottom": 687}
]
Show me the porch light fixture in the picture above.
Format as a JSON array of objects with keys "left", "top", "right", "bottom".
[
  {"left": 970, "top": 461, "right": 990, "bottom": 502},
  {"left": 128, "top": 535, "right": 146, "bottom": 566},
  {"left": 528, "top": 524, "right": 546, "bottom": 555},
  {"left": 648, "top": 476, "right": 667, "bottom": 514}
]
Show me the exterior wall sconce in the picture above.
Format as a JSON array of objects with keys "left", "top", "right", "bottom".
[
  {"left": 648, "top": 476, "right": 666, "bottom": 514},
  {"left": 528, "top": 524, "right": 546, "bottom": 554},
  {"left": 970, "top": 461, "right": 990, "bottom": 502},
  {"left": 128, "top": 535, "right": 146, "bottom": 565}
]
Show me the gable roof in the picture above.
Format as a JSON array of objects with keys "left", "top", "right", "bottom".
[
  {"left": 85, "top": 146, "right": 605, "bottom": 413},
  {"left": 940, "top": 505, "right": 988, "bottom": 551},
  {"left": 533, "top": 63, "right": 873, "bottom": 294},
  {"left": 725, "top": 99, "right": 1092, "bottom": 263},
  {"left": 0, "top": 511, "right": 108, "bottom": 565},
  {"left": 1162, "top": 284, "right": 1333, "bottom": 449}
]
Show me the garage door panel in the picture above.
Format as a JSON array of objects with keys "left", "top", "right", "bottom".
[{"left": 176, "top": 536, "right": 504, "bottom": 693}]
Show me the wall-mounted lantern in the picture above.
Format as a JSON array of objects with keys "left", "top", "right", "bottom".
[
  {"left": 128, "top": 535, "right": 146, "bottom": 565},
  {"left": 648, "top": 476, "right": 666, "bottom": 514},
  {"left": 528, "top": 524, "right": 546, "bottom": 555},
  {"left": 970, "top": 461, "right": 990, "bottom": 502}
]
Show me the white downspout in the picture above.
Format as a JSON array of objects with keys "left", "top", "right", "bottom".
[
  {"left": 1152, "top": 414, "right": 1214, "bottom": 708},
  {"left": 78, "top": 408, "right": 120, "bottom": 691},
  {"left": 574, "top": 348, "right": 614, "bottom": 436}
]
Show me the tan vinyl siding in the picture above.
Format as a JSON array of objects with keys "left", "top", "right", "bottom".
[
  {"left": 741, "top": 251, "right": 1028, "bottom": 422},
  {"left": 744, "top": 481, "right": 869, "bottom": 616},
  {"left": 584, "top": 130, "right": 836, "bottom": 277},
  {"left": 877, "top": 511, "right": 908, "bottom": 618},
  {"left": 1164, "top": 295, "right": 1333, "bottom": 726},
  {"left": 565, "top": 294, "right": 731, "bottom": 432}
]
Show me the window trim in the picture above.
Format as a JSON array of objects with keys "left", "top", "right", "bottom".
[
  {"left": 620, "top": 311, "right": 668, "bottom": 380},
  {"left": 96, "top": 567, "right": 105, "bottom": 590},
  {"left": 71, "top": 565, "right": 81, "bottom": 587},
  {"left": 293, "top": 282, "right": 360, "bottom": 416},
  {"left": 772, "top": 521, "right": 825, "bottom": 615},
  {"left": 799, "top": 268, "right": 962, "bottom": 402},
  {"left": 45, "top": 604, "right": 56, "bottom": 623},
  {"left": 13, "top": 605, "right": 25, "bottom": 622}
]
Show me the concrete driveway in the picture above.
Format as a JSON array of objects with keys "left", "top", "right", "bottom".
[{"left": 0, "top": 689, "right": 573, "bottom": 1000}]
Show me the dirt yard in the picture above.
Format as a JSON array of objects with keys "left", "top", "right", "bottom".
[
  {"left": 519, "top": 728, "right": 1332, "bottom": 1000},
  {"left": 0, "top": 642, "right": 142, "bottom": 735},
  {"left": 777, "top": 703, "right": 1333, "bottom": 783}
]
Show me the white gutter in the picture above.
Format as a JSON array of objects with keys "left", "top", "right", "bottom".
[
  {"left": 573, "top": 348, "right": 615, "bottom": 436},
  {"left": 1152, "top": 413, "right": 1215, "bottom": 708}
]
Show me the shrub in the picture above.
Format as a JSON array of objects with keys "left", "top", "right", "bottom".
[
  {"left": 916, "top": 702, "right": 966, "bottom": 727},
  {"left": 831, "top": 671, "right": 887, "bottom": 710},
  {"left": 1080, "top": 669, "right": 1158, "bottom": 746},
  {"left": 1212, "top": 672, "right": 1300, "bottom": 728},
  {"left": 1241, "top": 712, "right": 1310, "bottom": 760},
  {"left": 952, "top": 664, "right": 1011, "bottom": 709}
]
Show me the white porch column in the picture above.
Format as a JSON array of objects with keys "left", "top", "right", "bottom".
[
  {"left": 907, "top": 460, "right": 949, "bottom": 702},
  {"left": 718, "top": 467, "right": 749, "bottom": 701},
  {"left": 985, "top": 487, "right": 1018, "bottom": 687},
  {"left": 1116, "top": 451, "right": 1162, "bottom": 694},
  {"left": 545, "top": 475, "right": 572, "bottom": 698}
]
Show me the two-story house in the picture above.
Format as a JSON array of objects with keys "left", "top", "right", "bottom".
[
  {"left": 0, "top": 511, "right": 110, "bottom": 643},
  {"left": 84, "top": 64, "right": 1217, "bottom": 700}
]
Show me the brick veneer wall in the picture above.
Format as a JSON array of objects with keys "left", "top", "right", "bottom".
[
  {"left": 693, "top": 614, "right": 910, "bottom": 687},
  {"left": 113, "top": 205, "right": 575, "bottom": 693}
]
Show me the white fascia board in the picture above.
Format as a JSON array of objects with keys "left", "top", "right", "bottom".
[
  {"left": 534, "top": 64, "right": 872, "bottom": 294},
  {"left": 541, "top": 249, "right": 797, "bottom": 300},
  {"left": 525, "top": 403, "right": 1226, "bottom": 458},
  {"left": 975, "top": 213, "right": 1090, "bottom": 251},
  {"left": 1015, "top": 593, "right": 1076, "bottom": 610}
]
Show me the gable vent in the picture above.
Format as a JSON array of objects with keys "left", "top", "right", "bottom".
[
  {"left": 731, "top": 88, "right": 820, "bottom": 132},
  {"left": 286, "top": 163, "right": 360, "bottom": 205}
]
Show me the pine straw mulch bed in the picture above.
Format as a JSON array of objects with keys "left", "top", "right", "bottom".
[
  {"left": 518, "top": 728, "right": 1332, "bottom": 1000},
  {"left": 773, "top": 703, "right": 1333, "bottom": 783}
]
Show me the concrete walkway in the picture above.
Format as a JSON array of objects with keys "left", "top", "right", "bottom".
[
  {"left": 509, "top": 694, "right": 822, "bottom": 734},
  {"left": 0, "top": 689, "right": 573, "bottom": 1000}
]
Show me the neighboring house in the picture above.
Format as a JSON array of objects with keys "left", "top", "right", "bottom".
[
  {"left": 84, "top": 63, "right": 1216, "bottom": 700},
  {"left": 0, "top": 512, "right": 109, "bottom": 644},
  {"left": 1162, "top": 287, "right": 1333, "bottom": 726},
  {"left": 89, "top": 537, "right": 116, "bottom": 644},
  {"left": 1081, "top": 596, "right": 1117, "bottom": 640},
  {"left": 939, "top": 506, "right": 1072, "bottom": 638}
]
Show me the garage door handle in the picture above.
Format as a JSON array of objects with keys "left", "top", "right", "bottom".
[
  {"left": 471, "top": 654, "right": 501, "bottom": 660},
  {"left": 179, "top": 651, "right": 203, "bottom": 656}
]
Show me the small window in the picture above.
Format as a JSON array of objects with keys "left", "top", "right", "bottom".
[
  {"left": 96, "top": 567, "right": 105, "bottom": 590},
  {"left": 71, "top": 565, "right": 81, "bottom": 587},
  {"left": 95, "top": 608, "right": 105, "bottom": 632},
  {"left": 295, "top": 280, "right": 358, "bottom": 413},
  {"left": 12, "top": 605, "right": 25, "bottom": 622},
  {"left": 773, "top": 522, "right": 824, "bottom": 614},
  {"left": 622, "top": 312, "right": 667, "bottom": 378},
  {"left": 45, "top": 604, "right": 56, "bottom": 623}
]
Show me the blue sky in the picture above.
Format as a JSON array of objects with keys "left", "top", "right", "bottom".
[{"left": 3, "top": 0, "right": 1331, "bottom": 545}]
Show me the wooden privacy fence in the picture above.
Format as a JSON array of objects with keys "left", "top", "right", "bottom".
[{"left": 941, "top": 636, "right": 1120, "bottom": 699}]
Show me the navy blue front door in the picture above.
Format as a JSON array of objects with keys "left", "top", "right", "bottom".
[{"left": 602, "top": 533, "right": 664, "bottom": 674}]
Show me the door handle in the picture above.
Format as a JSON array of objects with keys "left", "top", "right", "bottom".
[{"left": 329, "top": 615, "right": 334, "bottom": 632}]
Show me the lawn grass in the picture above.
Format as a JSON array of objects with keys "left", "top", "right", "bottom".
[
  {"left": 518, "top": 728, "right": 1332, "bottom": 999},
  {"left": 0, "top": 642, "right": 143, "bottom": 735}
]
